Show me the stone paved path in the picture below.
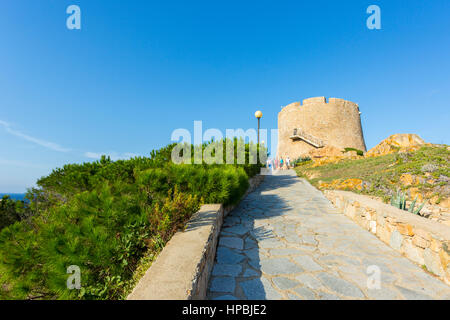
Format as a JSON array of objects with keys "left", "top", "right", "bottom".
[{"left": 207, "top": 171, "right": 450, "bottom": 300}]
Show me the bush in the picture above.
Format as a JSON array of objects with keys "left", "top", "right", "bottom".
[
  {"left": 0, "top": 182, "right": 202, "bottom": 299},
  {"left": 0, "top": 141, "right": 260, "bottom": 300},
  {"left": 293, "top": 156, "right": 312, "bottom": 167},
  {"left": 343, "top": 147, "right": 364, "bottom": 156},
  {"left": 0, "top": 196, "right": 28, "bottom": 231}
]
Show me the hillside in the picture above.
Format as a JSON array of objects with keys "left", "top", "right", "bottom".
[{"left": 294, "top": 145, "right": 450, "bottom": 214}]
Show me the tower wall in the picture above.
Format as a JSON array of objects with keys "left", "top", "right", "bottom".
[{"left": 277, "top": 97, "right": 366, "bottom": 160}]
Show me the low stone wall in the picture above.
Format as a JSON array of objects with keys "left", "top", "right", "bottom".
[
  {"left": 127, "top": 174, "right": 264, "bottom": 300},
  {"left": 324, "top": 190, "right": 450, "bottom": 285}
]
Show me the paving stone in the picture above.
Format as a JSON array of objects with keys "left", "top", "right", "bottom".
[
  {"left": 295, "top": 244, "right": 317, "bottom": 252},
  {"left": 258, "top": 258, "right": 304, "bottom": 275},
  {"left": 251, "top": 227, "right": 275, "bottom": 241},
  {"left": 213, "top": 295, "right": 238, "bottom": 300},
  {"left": 287, "top": 293, "right": 303, "bottom": 300},
  {"left": 242, "top": 268, "right": 261, "bottom": 277},
  {"left": 293, "top": 286, "right": 316, "bottom": 300},
  {"left": 302, "top": 235, "right": 318, "bottom": 245},
  {"left": 209, "top": 277, "right": 235, "bottom": 293},
  {"left": 244, "top": 237, "right": 258, "bottom": 249},
  {"left": 292, "top": 255, "right": 324, "bottom": 272},
  {"left": 295, "top": 274, "right": 323, "bottom": 290},
  {"left": 394, "top": 285, "right": 433, "bottom": 300},
  {"left": 222, "top": 225, "right": 250, "bottom": 236},
  {"left": 366, "top": 287, "right": 401, "bottom": 300},
  {"left": 317, "top": 273, "right": 365, "bottom": 298},
  {"left": 219, "top": 237, "right": 244, "bottom": 250},
  {"left": 284, "top": 234, "right": 303, "bottom": 244},
  {"left": 317, "top": 291, "right": 341, "bottom": 300},
  {"left": 240, "top": 277, "right": 283, "bottom": 300},
  {"left": 272, "top": 277, "right": 299, "bottom": 290},
  {"left": 244, "top": 248, "right": 267, "bottom": 262},
  {"left": 258, "top": 238, "right": 286, "bottom": 249},
  {"left": 216, "top": 247, "right": 245, "bottom": 264},
  {"left": 223, "top": 217, "right": 241, "bottom": 227},
  {"left": 212, "top": 264, "right": 242, "bottom": 277},
  {"left": 269, "top": 248, "right": 304, "bottom": 256}
]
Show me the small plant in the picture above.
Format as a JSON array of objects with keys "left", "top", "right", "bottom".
[
  {"left": 293, "top": 156, "right": 312, "bottom": 167},
  {"left": 343, "top": 147, "right": 364, "bottom": 156},
  {"left": 390, "top": 190, "right": 425, "bottom": 215}
]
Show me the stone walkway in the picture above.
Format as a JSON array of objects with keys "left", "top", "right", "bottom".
[{"left": 207, "top": 171, "right": 450, "bottom": 300}]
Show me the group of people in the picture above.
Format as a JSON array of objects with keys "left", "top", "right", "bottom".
[{"left": 266, "top": 156, "right": 291, "bottom": 171}]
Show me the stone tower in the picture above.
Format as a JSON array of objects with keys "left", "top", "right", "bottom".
[{"left": 277, "top": 97, "right": 366, "bottom": 159}]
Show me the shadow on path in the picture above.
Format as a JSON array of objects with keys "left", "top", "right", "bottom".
[
  {"left": 207, "top": 172, "right": 300, "bottom": 299},
  {"left": 206, "top": 170, "right": 450, "bottom": 300}
]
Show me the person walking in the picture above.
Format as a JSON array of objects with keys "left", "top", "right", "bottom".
[
  {"left": 286, "top": 156, "right": 291, "bottom": 169},
  {"left": 265, "top": 158, "right": 272, "bottom": 174},
  {"left": 280, "top": 157, "right": 284, "bottom": 170}
]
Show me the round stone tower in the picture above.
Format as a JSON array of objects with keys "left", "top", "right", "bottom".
[{"left": 277, "top": 97, "right": 366, "bottom": 160}]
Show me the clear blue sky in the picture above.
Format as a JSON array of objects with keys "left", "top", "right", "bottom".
[{"left": 0, "top": 0, "right": 449, "bottom": 193}]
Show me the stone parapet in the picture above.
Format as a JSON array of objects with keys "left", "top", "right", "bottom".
[{"left": 324, "top": 190, "right": 450, "bottom": 285}]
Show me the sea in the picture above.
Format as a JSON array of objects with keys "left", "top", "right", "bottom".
[{"left": 0, "top": 193, "right": 26, "bottom": 201}]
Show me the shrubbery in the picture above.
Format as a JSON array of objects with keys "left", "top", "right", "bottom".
[
  {"left": 0, "top": 140, "right": 264, "bottom": 299},
  {"left": 343, "top": 147, "right": 364, "bottom": 156},
  {"left": 0, "top": 196, "right": 28, "bottom": 231},
  {"left": 293, "top": 156, "right": 312, "bottom": 167}
]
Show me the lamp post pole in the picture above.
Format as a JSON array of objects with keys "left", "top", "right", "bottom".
[
  {"left": 255, "top": 110, "right": 263, "bottom": 146},
  {"left": 257, "top": 117, "right": 260, "bottom": 145}
]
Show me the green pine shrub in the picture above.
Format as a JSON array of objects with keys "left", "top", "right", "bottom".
[
  {"left": 0, "top": 140, "right": 261, "bottom": 300},
  {"left": 0, "top": 196, "right": 29, "bottom": 231}
]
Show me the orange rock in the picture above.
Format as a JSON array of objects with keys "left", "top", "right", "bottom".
[
  {"left": 366, "top": 134, "right": 426, "bottom": 157},
  {"left": 396, "top": 223, "right": 414, "bottom": 236},
  {"left": 439, "top": 246, "right": 449, "bottom": 270},
  {"left": 318, "top": 182, "right": 331, "bottom": 190},
  {"left": 318, "top": 178, "right": 364, "bottom": 191},
  {"left": 311, "top": 156, "right": 342, "bottom": 167},
  {"left": 341, "top": 179, "right": 363, "bottom": 191},
  {"left": 440, "top": 198, "right": 450, "bottom": 210},
  {"left": 400, "top": 174, "right": 416, "bottom": 187},
  {"left": 408, "top": 187, "right": 423, "bottom": 202}
]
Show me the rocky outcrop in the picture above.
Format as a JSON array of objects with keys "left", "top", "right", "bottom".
[
  {"left": 309, "top": 145, "right": 344, "bottom": 158},
  {"left": 366, "top": 134, "right": 427, "bottom": 157}
]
